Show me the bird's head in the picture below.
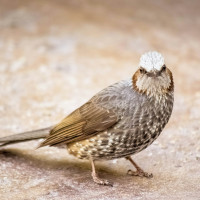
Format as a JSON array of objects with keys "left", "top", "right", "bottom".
[{"left": 132, "top": 51, "right": 174, "bottom": 97}]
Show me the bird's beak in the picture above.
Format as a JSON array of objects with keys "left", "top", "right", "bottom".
[{"left": 147, "top": 70, "right": 160, "bottom": 77}]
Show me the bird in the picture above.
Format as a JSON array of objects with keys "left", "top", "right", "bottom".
[{"left": 0, "top": 51, "right": 174, "bottom": 186}]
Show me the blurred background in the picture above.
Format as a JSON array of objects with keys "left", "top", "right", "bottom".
[{"left": 0, "top": 0, "right": 200, "bottom": 199}]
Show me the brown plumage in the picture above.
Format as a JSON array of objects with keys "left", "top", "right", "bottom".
[
  {"left": 39, "top": 102, "right": 118, "bottom": 147},
  {"left": 0, "top": 51, "right": 174, "bottom": 186}
]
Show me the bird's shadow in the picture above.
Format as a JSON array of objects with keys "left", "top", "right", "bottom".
[
  {"left": 0, "top": 146, "right": 158, "bottom": 191},
  {"left": 0, "top": 146, "right": 125, "bottom": 180}
]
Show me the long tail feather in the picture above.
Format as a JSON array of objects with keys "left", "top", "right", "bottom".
[{"left": 0, "top": 127, "right": 52, "bottom": 147}]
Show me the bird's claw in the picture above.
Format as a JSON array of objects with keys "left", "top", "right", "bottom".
[
  {"left": 127, "top": 169, "right": 153, "bottom": 178},
  {"left": 92, "top": 175, "right": 113, "bottom": 186}
]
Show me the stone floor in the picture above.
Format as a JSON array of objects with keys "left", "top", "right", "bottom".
[{"left": 0, "top": 0, "right": 200, "bottom": 199}]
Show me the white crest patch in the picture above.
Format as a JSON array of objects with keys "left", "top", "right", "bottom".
[{"left": 139, "top": 51, "right": 164, "bottom": 72}]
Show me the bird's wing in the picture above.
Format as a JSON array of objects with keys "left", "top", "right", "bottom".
[{"left": 39, "top": 101, "right": 118, "bottom": 147}]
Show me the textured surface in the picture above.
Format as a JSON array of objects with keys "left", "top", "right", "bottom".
[{"left": 0, "top": 0, "right": 200, "bottom": 199}]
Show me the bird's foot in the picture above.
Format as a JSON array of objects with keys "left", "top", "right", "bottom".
[
  {"left": 92, "top": 172, "right": 113, "bottom": 186},
  {"left": 125, "top": 156, "right": 153, "bottom": 178},
  {"left": 127, "top": 169, "right": 153, "bottom": 178}
]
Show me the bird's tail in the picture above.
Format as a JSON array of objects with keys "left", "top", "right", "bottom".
[{"left": 0, "top": 127, "right": 52, "bottom": 147}]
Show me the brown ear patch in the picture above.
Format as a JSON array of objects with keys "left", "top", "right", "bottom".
[
  {"left": 132, "top": 69, "right": 146, "bottom": 94},
  {"left": 166, "top": 68, "right": 174, "bottom": 92}
]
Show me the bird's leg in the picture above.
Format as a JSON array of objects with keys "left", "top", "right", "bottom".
[
  {"left": 125, "top": 156, "right": 153, "bottom": 178},
  {"left": 90, "top": 158, "right": 113, "bottom": 186}
]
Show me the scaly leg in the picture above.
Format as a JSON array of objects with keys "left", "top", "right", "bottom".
[
  {"left": 90, "top": 158, "right": 113, "bottom": 186},
  {"left": 126, "top": 156, "right": 153, "bottom": 178}
]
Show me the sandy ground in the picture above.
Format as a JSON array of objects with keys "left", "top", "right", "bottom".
[{"left": 0, "top": 0, "right": 200, "bottom": 199}]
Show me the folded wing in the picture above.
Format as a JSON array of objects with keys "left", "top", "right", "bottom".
[{"left": 39, "top": 102, "right": 118, "bottom": 147}]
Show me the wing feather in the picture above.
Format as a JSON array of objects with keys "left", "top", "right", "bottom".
[{"left": 39, "top": 102, "right": 118, "bottom": 147}]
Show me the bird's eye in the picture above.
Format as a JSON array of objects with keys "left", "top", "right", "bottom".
[
  {"left": 139, "top": 68, "right": 147, "bottom": 74},
  {"left": 161, "top": 65, "right": 166, "bottom": 72}
]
